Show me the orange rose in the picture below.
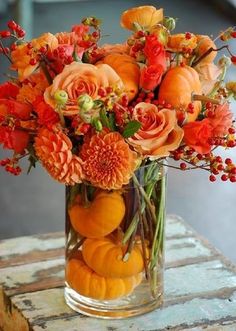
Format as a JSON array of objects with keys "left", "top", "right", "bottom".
[
  {"left": 140, "top": 64, "right": 164, "bottom": 91},
  {"left": 11, "top": 33, "right": 58, "bottom": 80},
  {"left": 44, "top": 62, "right": 124, "bottom": 113},
  {"left": 120, "top": 6, "right": 163, "bottom": 31},
  {"left": 128, "top": 102, "right": 183, "bottom": 158},
  {"left": 183, "top": 119, "right": 213, "bottom": 154}
]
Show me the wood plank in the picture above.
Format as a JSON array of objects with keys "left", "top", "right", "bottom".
[
  {"left": 0, "top": 258, "right": 64, "bottom": 296},
  {"left": 165, "top": 236, "right": 215, "bottom": 268},
  {"left": 165, "top": 215, "right": 193, "bottom": 239},
  {"left": 0, "top": 232, "right": 64, "bottom": 268},
  {"left": 30, "top": 293, "right": 236, "bottom": 331}
]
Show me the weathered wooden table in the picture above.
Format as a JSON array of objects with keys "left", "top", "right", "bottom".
[{"left": 0, "top": 215, "right": 236, "bottom": 331}]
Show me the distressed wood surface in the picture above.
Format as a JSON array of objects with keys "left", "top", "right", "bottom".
[{"left": 0, "top": 215, "right": 236, "bottom": 331}]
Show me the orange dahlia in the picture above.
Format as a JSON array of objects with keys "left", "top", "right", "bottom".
[
  {"left": 80, "top": 131, "right": 137, "bottom": 190},
  {"left": 34, "top": 128, "right": 84, "bottom": 185}
]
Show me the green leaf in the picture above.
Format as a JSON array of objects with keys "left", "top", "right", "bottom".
[
  {"left": 122, "top": 120, "right": 141, "bottom": 138},
  {"left": 108, "top": 112, "right": 116, "bottom": 131},
  {"left": 27, "top": 144, "right": 38, "bottom": 174},
  {"left": 100, "top": 108, "right": 110, "bottom": 128}
]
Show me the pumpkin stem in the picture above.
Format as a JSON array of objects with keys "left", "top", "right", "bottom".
[{"left": 192, "top": 94, "right": 221, "bottom": 105}]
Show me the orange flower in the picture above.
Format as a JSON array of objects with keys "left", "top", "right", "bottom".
[
  {"left": 17, "top": 72, "right": 49, "bottom": 104},
  {"left": 120, "top": 6, "right": 163, "bottom": 31},
  {"left": 183, "top": 119, "right": 213, "bottom": 154},
  {"left": 34, "top": 128, "right": 84, "bottom": 185},
  {"left": 11, "top": 33, "right": 58, "bottom": 80},
  {"left": 80, "top": 131, "right": 137, "bottom": 189},
  {"left": 44, "top": 62, "right": 124, "bottom": 113},
  {"left": 128, "top": 103, "right": 183, "bottom": 158}
]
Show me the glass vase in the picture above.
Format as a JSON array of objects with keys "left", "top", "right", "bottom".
[{"left": 64, "top": 162, "right": 166, "bottom": 319}]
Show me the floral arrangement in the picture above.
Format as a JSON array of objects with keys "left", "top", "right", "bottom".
[
  {"left": 1, "top": 5, "right": 236, "bottom": 311},
  {"left": 0, "top": 5, "right": 236, "bottom": 185}
]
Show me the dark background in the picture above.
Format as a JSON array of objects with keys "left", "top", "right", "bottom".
[{"left": 0, "top": 0, "right": 236, "bottom": 262}]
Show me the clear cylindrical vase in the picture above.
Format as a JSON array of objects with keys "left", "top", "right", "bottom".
[{"left": 64, "top": 162, "right": 166, "bottom": 318}]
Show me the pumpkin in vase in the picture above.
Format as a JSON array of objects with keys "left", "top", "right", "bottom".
[
  {"left": 68, "top": 190, "right": 125, "bottom": 238},
  {"left": 82, "top": 236, "right": 146, "bottom": 278},
  {"left": 66, "top": 251, "right": 142, "bottom": 300}
]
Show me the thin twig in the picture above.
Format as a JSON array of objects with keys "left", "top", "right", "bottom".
[
  {"left": 0, "top": 39, "right": 13, "bottom": 63},
  {"left": 192, "top": 45, "right": 233, "bottom": 67}
]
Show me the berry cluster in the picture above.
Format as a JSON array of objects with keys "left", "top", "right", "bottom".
[{"left": 0, "top": 158, "right": 22, "bottom": 176}]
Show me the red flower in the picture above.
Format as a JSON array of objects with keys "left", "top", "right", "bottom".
[
  {"left": 140, "top": 64, "right": 164, "bottom": 91},
  {"left": 183, "top": 119, "right": 213, "bottom": 154},
  {"left": 0, "top": 99, "right": 31, "bottom": 120},
  {"left": 33, "top": 97, "right": 59, "bottom": 127},
  {"left": 144, "top": 34, "right": 167, "bottom": 69},
  {"left": 0, "top": 126, "right": 29, "bottom": 153},
  {"left": 0, "top": 82, "right": 19, "bottom": 99}
]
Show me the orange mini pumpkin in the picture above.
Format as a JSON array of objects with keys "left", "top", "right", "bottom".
[
  {"left": 69, "top": 190, "right": 125, "bottom": 238},
  {"left": 98, "top": 53, "right": 140, "bottom": 101},
  {"left": 158, "top": 66, "right": 202, "bottom": 122},
  {"left": 82, "top": 237, "right": 146, "bottom": 278},
  {"left": 195, "top": 35, "right": 216, "bottom": 63},
  {"left": 66, "top": 252, "right": 142, "bottom": 300}
]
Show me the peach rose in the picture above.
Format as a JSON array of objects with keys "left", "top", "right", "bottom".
[
  {"left": 11, "top": 33, "right": 58, "bottom": 80},
  {"left": 44, "top": 62, "right": 124, "bottom": 113},
  {"left": 128, "top": 102, "right": 184, "bottom": 159}
]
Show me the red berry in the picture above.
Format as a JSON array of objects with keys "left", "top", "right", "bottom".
[
  {"left": 138, "top": 92, "right": 146, "bottom": 99},
  {"left": 230, "top": 167, "right": 236, "bottom": 175},
  {"left": 137, "top": 30, "right": 145, "bottom": 38},
  {"left": 144, "top": 98, "right": 151, "bottom": 103},
  {"left": 92, "top": 31, "right": 99, "bottom": 39},
  {"left": 121, "top": 95, "right": 128, "bottom": 106},
  {"left": 185, "top": 32, "right": 192, "bottom": 40},
  {"left": 221, "top": 174, "right": 228, "bottom": 181},
  {"left": 39, "top": 46, "right": 47, "bottom": 53},
  {"left": 196, "top": 153, "right": 203, "bottom": 160},
  {"left": 215, "top": 156, "right": 222, "bottom": 163},
  {"left": 0, "top": 30, "right": 11, "bottom": 38},
  {"left": 7, "top": 20, "right": 18, "bottom": 31},
  {"left": 3, "top": 47, "right": 10, "bottom": 54},
  {"left": 29, "top": 58, "right": 37, "bottom": 65},
  {"left": 231, "top": 55, "right": 236, "bottom": 64},
  {"left": 17, "top": 29, "right": 25, "bottom": 38},
  {"left": 230, "top": 175, "right": 236, "bottom": 182},
  {"left": 106, "top": 86, "right": 113, "bottom": 94},
  {"left": 10, "top": 43, "right": 17, "bottom": 51},
  {"left": 225, "top": 158, "right": 232, "bottom": 165},
  {"left": 98, "top": 87, "right": 107, "bottom": 97},
  {"left": 227, "top": 140, "right": 236, "bottom": 147},
  {"left": 80, "top": 123, "right": 91, "bottom": 134},
  {"left": 180, "top": 162, "right": 187, "bottom": 170},
  {"left": 217, "top": 164, "right": 224, "bottom": 171},
  {"left": 231, "top": 31, "right": 236, "bottom": 38},
  {"left": 209, "top": 174, "right": 216, "bottom": 182},
  {"left": 228, "top": 127, "right": 235, "bottom": 134},
  {"left": 147, "top": 92, "right": 154, "bottom": 99},
  {"left": 173, "top": 153, "right": 181, "bottom": 161}
]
